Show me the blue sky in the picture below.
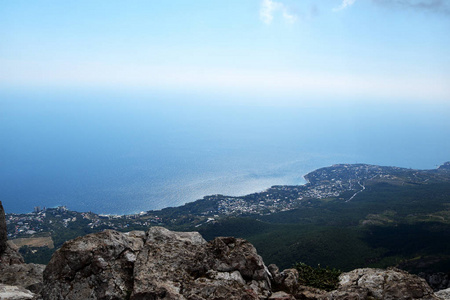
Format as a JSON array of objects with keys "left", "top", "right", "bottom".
[{"left": 1, "top": 0, "right": 450, "bottom": 103}]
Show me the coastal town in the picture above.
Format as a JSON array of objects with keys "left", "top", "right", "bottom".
[{"left": 6, "top": 206, "right": 162, "bottom": 240}]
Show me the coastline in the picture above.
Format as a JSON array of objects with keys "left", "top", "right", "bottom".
[{"left": 10, "top": 161, "right": 449, "bottom": 217}]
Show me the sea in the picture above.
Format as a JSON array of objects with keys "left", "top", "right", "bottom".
[{"left": 1, "top": 89, "right": 449, "bottom": 215}]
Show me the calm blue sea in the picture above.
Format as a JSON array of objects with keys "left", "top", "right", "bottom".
[{"left": 1, "top": 89, "right": 449, "bottom": 214}]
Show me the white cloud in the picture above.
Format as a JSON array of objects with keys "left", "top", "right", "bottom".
[
  {"left": 334, "top": 0, "right": 357, "bottom": 11},
  {"left": 260, "top": 0, "right": 297, "bottom": 24}
]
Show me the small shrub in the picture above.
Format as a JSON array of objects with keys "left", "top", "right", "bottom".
[{"left": 294, "top": 262, "right": 341, "bottom": 291}]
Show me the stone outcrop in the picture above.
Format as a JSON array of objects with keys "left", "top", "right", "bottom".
[
  {"left": 435, "top": 287, "right": 450, "bottom": 300},
  {"left": 132, "top": 229, "right": 271, "bottom": 299},
  {"left": 338, "top": 268, "right": 439, "bottom": 300},
  {"left": 42, "top": 229, "right": 144, "bottom": 300},
  {"left": 0, "top": 241, "right": 25, "bottom": 265},
  {"left": 0, "top": 262, "right": 45, "bottom": 294},
  {"left": 269, "top": 265, "right": 327, "bottom": 299},
  {"left": 42, "top": 227, "right": 272, "bottom": 300},
  {"left": 0, "top": 283, "right": 35, "bottom": 300},
  {"left": 268, "top": 263, "right": 442, "bottom": 299},
  {"left": 0, "top": 201, "right": 45, "bottom": 299}
]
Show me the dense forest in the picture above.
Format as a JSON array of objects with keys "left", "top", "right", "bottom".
[{"left": 199, "top": 180, "right": 450, "bottom": 272}]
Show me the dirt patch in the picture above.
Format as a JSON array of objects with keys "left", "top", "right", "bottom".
[{"left": 10, "top": 236, "right": 54, "bottom": 249}]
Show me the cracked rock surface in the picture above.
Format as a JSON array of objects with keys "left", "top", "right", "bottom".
[
  {"left": 42, "top": 227, "right": 272, "bottom": 300},
  {"left": 42, "top": 230, "right": 144, "bottom": 300}
]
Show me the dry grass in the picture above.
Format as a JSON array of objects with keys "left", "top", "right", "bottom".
[{"left": 10, "top": 236, "right": 54, "bottom": 249}]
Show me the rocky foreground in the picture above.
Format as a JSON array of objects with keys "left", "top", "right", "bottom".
[
  {"left": 0, "top": 228, "right": 449, "bottom": 300},
  {"left": 1, "top": 200, "right": 450, "bottom": 299}
]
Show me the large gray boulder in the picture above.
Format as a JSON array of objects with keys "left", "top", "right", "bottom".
[
  {"left": 338, "top": 268, "right": 439, "bottom": 300},
  {"left": 42, "top": 227, "right": 272, "bottom": 300},
  {"left": 42, "top": 230, "right": 145, "bottom": 300}
]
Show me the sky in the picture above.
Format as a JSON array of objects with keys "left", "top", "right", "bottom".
[{"left": 1, "top": 0, "right": 450, "bottom": 103}]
